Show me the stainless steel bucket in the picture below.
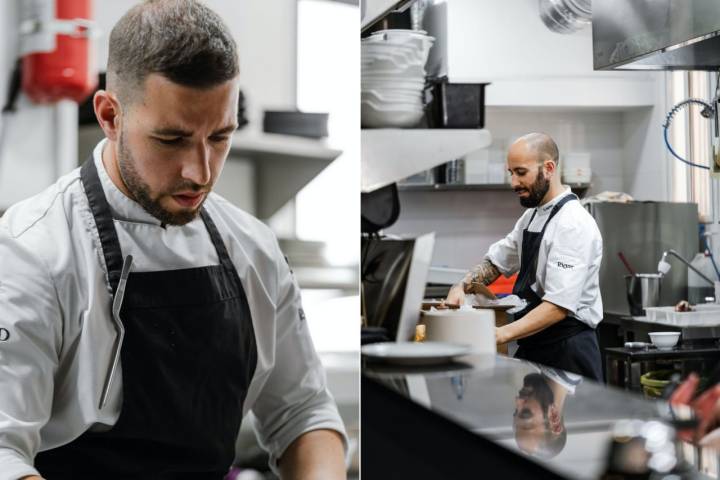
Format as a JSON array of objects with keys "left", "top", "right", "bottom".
[{"left": 625, "top": 274, "right": 662, "bottom": 316}]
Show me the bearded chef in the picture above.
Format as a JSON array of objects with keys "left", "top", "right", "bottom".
[
  {"left": 446, "top": 133, "right": 603, "bottom": 381},
  {"left": 0, "top": 1, "right": 346, "bottom": 478}
]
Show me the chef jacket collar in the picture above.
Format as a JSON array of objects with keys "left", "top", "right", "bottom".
[
  {"left": 538, "top": 186, "right": 573, "bottom": 213},
  {"left": 94, "top": 138, "right": 187, "bottom": 227}
]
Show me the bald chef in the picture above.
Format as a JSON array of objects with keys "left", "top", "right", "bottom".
[{"left": 447, "top": 133, "right": 603, "bottom": 381}]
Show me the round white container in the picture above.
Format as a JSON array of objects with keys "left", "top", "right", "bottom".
[{"left": 422, "top": 308, "right": 496, "bottom": 354}]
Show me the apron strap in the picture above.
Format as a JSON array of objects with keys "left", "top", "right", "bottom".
[
  {"left": 81, "top": 154, "right": 237, "bottom": 288},
  {"left": 80, "top": 157, "right": 124, "bottom": 294},
  {"left": 526, "top": 208, "right": 538, "bottom": 225},
  {"left": 520, "top": 193, "right": 578, "bottom": 267},
  {"left": 538, "top": 193, "right": 578, "bottom": 236},
  {"left": 513, "top": 193, "right": 579, "bottom": 301},
  {"left": 199, "top": 208, "right": 235, "bottom": 270}
]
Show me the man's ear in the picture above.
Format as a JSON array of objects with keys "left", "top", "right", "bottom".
[
  {"left": 543, "top": 158, "right": 557, "bottom": 177},
  {"left": 93, "top": 90, "right": 122, "bottom": 142}
]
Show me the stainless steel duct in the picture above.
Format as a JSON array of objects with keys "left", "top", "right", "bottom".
[
  {"left": 539, "top": 0, "right": 591, "bottom": 34},
  {"left": 592, "top": 0, "right": 720, "bottom": 71}
]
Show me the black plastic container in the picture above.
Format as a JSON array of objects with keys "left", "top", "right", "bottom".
[
  {"left": 263, "top": 110, "right": 328, "bottom": 139},
  {"left": 427, "top": 79, "right": 489, "bottom": 129}
]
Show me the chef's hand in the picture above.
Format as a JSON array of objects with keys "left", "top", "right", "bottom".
[{"left": 446, "top": 284, "right": 466, "bottom": 306}]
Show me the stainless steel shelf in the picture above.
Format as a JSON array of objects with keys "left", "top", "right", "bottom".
[
  {"left": 229, "top": 131, "right": 342, "bottom": 219},
  {"left": 398, "top": 182, "right": 591, "bottom": 192},
  {"left": 361, "top": 129, "right": 493, "bottom": 192}
]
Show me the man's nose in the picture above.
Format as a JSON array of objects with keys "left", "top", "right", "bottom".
[{"left": 181, "top": 143, "right": 212, "bottom": 186}]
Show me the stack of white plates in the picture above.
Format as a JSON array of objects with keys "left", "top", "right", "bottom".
[{"left": 361, "top": 29, "right": 434, "bottom": 128}]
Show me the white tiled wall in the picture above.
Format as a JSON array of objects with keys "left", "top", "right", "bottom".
[
  {"left": 387, "top": 107, "right": 663, "bottom": 270},
  {"left": 485, "top": 108, "right": 629, "bottom": 194},
  {"left": 387, "top": 189, "right": 524, "bottom": 270}
]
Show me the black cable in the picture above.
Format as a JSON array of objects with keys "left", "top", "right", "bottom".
[{"left": 2, "top": 59, "right": 22, "bottom": 114}]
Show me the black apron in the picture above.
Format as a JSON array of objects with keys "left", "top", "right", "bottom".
[
  {"left": 34, "top": 158, "right": 258, "bottom": 479},
  {"left": 511, "top": 194, "right": 602, "bottom": 381}
]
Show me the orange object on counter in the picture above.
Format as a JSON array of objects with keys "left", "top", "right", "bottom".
[{"left": 487, "top": 273, "right": 518, "bottom": 296}]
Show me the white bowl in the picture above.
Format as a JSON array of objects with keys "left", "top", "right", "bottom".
[
  {"left": 363, "top": 32, "right": 434, "bottom": 45},
  {"left": 367, "top": 28, "right": 430, "bottom": 38},
  {"left": 361, "top": 97, "right": 423, "bottom": 111},
  {"left": 648, "top": 331, "right": 681, "bottom": 350},
  {"left": 363, "top": 100, "right": 424, "bottom": 111},
  {"left": 364, "top": 30, "right": 435, "bottom": 48},
  {"left": 362, "top": 62, "right": 427, "bottom": 78},
  {"left": 362, "top": 99, "right": 423, "bottom": 111},
  {"left": 362, "top": 77, "right": 426, "bottom": 90},
  {"left": 362, "top": 52, "right": 426, "bottom": 68},
  {"left": 361, "top": 43, "right": 429, "bottom": 65},
  {"left": 361, "top": 42, "right": 420, "bottom": 55},
  {"left": 362, "top": 90, "right": 423, "bottom": 104},
  {"left": 361, "top": 102, "right": 424, "bottom": 128},
  {"left": 362, "top": 77, "right": 426, "bottom": 88}
]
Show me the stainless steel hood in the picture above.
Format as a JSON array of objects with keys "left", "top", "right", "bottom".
[{"left": 593, "top": 0, "right": 720, "bottom": 71}]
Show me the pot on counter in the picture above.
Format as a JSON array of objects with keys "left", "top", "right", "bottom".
[{"left": 625, "top": 273, "right": 662, "bottom": 316}]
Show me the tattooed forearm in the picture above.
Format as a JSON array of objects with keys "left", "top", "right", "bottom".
[{"left": 461, "top": 259, "right": 501, "bottom": 293}]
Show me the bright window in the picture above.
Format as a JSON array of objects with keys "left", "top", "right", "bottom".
[{"left": 296, "top": 0, "right": 359, "bottom": 353}]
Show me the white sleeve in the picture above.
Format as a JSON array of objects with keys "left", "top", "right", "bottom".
[
  {"left": 486, "top": 213, "right": 526, "bottom": 276},
  {"left": 541, "top": 220, "right": 597, "bottom": 315},
  {"left": 250, "top": 243, "right": 347, "bottom": 473},
  {"left": 0, "top": 227, "right": 61, "bottom": 480}
]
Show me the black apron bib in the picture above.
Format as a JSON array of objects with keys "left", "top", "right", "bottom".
[
  {"left": 35, "top": 158, "right": 258, "bottom": 479},
  {"left": 511, "top": 194, "right": 602, "bottom": 381}
]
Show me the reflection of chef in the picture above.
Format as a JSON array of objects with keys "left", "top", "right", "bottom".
[{"left": 513, "top": 365, "right": 582, "bottom": 458}]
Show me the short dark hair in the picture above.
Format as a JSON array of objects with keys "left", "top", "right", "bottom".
[
  {"left": 107, "top": 0, "right": 239, "bottom": 104},
  {"left": 517, "top": 132, "right": 560, "bottom": 165}
]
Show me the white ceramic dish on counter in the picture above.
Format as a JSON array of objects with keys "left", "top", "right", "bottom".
[
  {"left": 648, "top": 331, "right": 681, "bottom": 350},
  {"left": 361, "top": 341, "right": 472, "bottom": 366}
]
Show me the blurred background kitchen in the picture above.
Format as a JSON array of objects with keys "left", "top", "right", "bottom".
[
  {"left": 361, "top": 0, "right": 720, "bottom": 478},
  {"left": 0, "top": 1, "right": 358, "bottom": 478}
]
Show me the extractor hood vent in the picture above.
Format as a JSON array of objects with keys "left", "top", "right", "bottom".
[{"left": 592, "top": 0, "right": 720, "bottom": 71}]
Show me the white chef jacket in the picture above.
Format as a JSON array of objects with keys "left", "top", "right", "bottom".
[
  {"left": 486, "top": 187, "right": 603, "bottom": 328},
  {"left": 533, "top": 363, "right": 583, "bottom": 395},
  {"left": 0, "top": 139, "right": 346, "bottom": 479}
]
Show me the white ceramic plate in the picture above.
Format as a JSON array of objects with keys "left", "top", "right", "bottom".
[{"left": 361, "top": 341, "right": 472, "bottom": 365}]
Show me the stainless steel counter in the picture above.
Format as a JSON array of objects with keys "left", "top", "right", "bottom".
[{"left": 363, "top": 354, "right": 719, "bottom": 479}]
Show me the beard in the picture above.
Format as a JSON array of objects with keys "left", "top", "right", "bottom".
[
  {"left": 117, "top": 131, "right": 206, "bottom": 226},
  {"left": 515, "top": 167, "right": 550, "bottom": 208}
]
